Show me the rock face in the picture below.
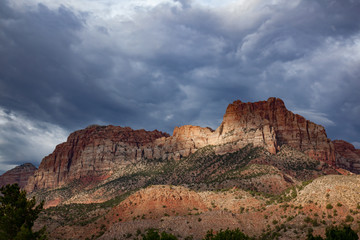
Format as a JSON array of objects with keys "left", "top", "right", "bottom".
[
  {"left": 217, "top": 98, "right": 335, "bottom": 164},
  {"left": 156, "top": 98, "right": 335, "bottom": 164},
  {"left": 26, "top": 98, "right": 341, "bottom": 192},
  {"left": 0, "top": 163, "right": 37, "bottom": 188},
  {"left": 26, "top": 126, "right": 169, "bottom": 191},
  {"left": 333, "top": 140, "right": 360, "bottom": 174}
]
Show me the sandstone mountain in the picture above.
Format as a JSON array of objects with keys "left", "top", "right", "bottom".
[
  {"left": 26, "top": 126, "right": 169, "bottom": 191},
  {"left": 26, "top": 98, "right": 347, "bottom": 193},
  {"left": 22, "top": 97, "right": 360, "bottom": 240},
  {"left": 0, "top": 163, "right": 37, "bottom": 188}
]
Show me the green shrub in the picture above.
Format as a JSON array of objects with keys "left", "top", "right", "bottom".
[
  {"left": 345, "top": 215, "right": 354, "bottom": 223},
  {"left": 325, "top": 225, "right": 358, "bottom": 240},
  {"left": 304, "top": 217, "right": 312, "bottom": 223},
  {"left": 326, "top": 204, "right": 333, "bottom": 209},
  {"left": 0, "top": 184, "right": 47, "bottom": 240},
  {"left": 142, "top": 228, "right": 177, "bottom": 240},
  {"left": 307, "top": 225, "right": 358, "bottom": 240},
  {"left": 203, "top": 228, "right": 252, "bottom": 240}
]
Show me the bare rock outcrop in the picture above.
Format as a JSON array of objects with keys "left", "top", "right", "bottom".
[
  {"left": 0, "top": 163, "right": 37, "bottom": 188},
  {"left": 25, "top": 98, "right": 346, "bottom": 192},
  {"left": 217, "top": 98, "right": 335, "bottom": 164},
  {"left": 26, "top": 126, "right": 169, "bottom": 191},
  {"left": 333, "top": 140, "right": 360, "bottom": 174},
  {"left": 156, "top": 98, "right": 335, "bottom": 164}
]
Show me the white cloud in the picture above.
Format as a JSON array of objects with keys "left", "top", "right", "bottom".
[
  {"left": 1, "top": 0, "right": 360, "bottom": 170},
  {"left": 0, "top": 108, "right": 69, "bottom": 173},
  {"left": 352, "top": 142, "right": 360, "bottom": 149},
  {"left": 292, "top": 110, "right": 335, "bottom": 127}
]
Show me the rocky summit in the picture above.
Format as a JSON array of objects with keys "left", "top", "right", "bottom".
[
  {"left": 0, "top": 163, "right": 37, "bottom": 188},
  {"left": 2, "top": 98, "right": 359, "bottom": 239},
  {"left": 26, "top": 98, "right": 344, "bottom": 193},
  {"left": 26, "top": 126, "right": 169, "bottom": 191}
]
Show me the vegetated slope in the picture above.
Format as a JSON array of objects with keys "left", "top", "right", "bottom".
[
  {"left": 28, "top": 97, "right": 360, "bottom": 239},
  {"left": 35, "top": 175, "right": 360, "bottom": 240},
  {"left": 27, "top": 97, "right": 352, "bottom": 195},
  {"left": 31, "top": 143, "right": 338, "bottom": 208},
  {"left": 34, "top": 144, "right": 341, "bottom": 240}
]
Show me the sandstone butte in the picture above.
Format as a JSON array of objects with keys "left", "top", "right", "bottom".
[
  {"left": 0, "top": 163, "right": 37, "bottom": 188},
  {"left": 25, "top": 97, "right": 360, "bottom": 192}
]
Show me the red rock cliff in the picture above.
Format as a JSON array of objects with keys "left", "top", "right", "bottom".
[
  {"left": 333, "top": 140, "right": 360, "bottom": 174},
  {"left": 155, "top": 98, "right": 335, "bottom": 164},
  {"left": 26, "top": 98, "right": 339, "bottom": 192},
  {"left": 217, "top": 98, "right": 335, "bottom": 164},
  {"left": 0, "top": 163, "right": 37, "bottom": 188},
  {"left": 26, "top": 125, "right": 169, "bottom": 191}
]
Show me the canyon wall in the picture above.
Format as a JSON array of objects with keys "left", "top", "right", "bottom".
[
  {"left": 155, "top": 98, "right": 334, "bottom": 164},
  {"left": 26, "top": 126, "right": 169, "bottom": 191},
  {"left": 25, "top": 98, "right": 344, "bottom": 192}
]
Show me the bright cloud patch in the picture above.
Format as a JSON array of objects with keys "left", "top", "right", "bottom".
[{"left": 0, "top": 108, "right": 68, "bottom": 174}]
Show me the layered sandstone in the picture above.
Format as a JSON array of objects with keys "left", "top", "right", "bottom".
[
  {"left": 217, "top": 98, "right": 335, "bottom": 164},
  {"left": 156, "top": 98, "right": 334, "bottom": 164},
  {"left": 26, "top": 126, "right": 169, "bottom": 191},
  {"left": 0, "top": 163, "right": 37, "bottom": 188},
  {"left": 333, "top": 140, "right": 360, "bottom": 174},
  {"left": 26, "top": 98, "right": 340, "bottom": 192}
]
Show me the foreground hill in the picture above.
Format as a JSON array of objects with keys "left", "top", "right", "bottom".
[
  {"left": 4, "top": 97, "right": 355, "bottom": 239},
  {"left": 35, "top": 175, "right": 360, "bottom": 239}
]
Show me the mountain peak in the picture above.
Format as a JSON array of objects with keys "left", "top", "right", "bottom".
[
  {"left": 0, "top": 163, "right": 37, "bottom": 188},
  {"left": 25, "top": 98, "right": 351, "bottom": 192}
]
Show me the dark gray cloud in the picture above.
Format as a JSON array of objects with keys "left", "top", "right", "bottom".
[
  {"left": 0, "top": 0, "right": 360, "bottom": 173},
  {"left": 0, "top": 107, "right": 68, "bottom": 172}
]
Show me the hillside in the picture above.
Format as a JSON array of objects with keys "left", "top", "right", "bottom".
[
  {"left": 34, "top": 175, "right": 360, "bottom": 240},
  {"left": 26, "top": 98, "right": 343, "bottom": 194},
  {"left": 29, "top": 143, "right": 339, "bottom": 208},
  {"left": 3, "top": 97, "right": 358, "bottom": 239}
]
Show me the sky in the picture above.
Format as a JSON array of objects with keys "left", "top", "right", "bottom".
[{"left": 0, "top": 0, "right": 360, "bottom": 174}]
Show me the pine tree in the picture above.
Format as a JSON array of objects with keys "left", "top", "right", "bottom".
[{"left": 0, "top": 183, "right": 46, "bottom": 240}]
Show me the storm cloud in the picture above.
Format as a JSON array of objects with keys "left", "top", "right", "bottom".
[{"left": 0, "top": 0, "right": 360, "bottom": 173}]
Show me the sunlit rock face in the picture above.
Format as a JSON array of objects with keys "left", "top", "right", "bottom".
[
  {"left": 159, "top": 98, "right": 334, "bottom": 164},
  {"left": 217, "top": 98, "right": 335, "bottom": 165},
  {"left": 26, "top": 98, "right": 339, "bottom": 192},
  {"left": 26, "top": 126, "right": 169, "bottom": 191}
]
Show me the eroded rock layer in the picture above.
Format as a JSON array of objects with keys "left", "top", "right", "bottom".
[
  {"left": 156, "top": 98, "right": 335, "bottom": 164},
  {"left": 0, "top": 163, "right": 37, "bottom": 188},
  {"left": 333, "top": 140, "right": 360, "bottom": 174},
  {"left": 25, "top": 98, "right": 349, "bottom": 192},
  {"left": 26, "top": 126, "right": 169, "bottom": 191},
  {"left": 218, "top": 98, "right": 335, "bottom": 164}
]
